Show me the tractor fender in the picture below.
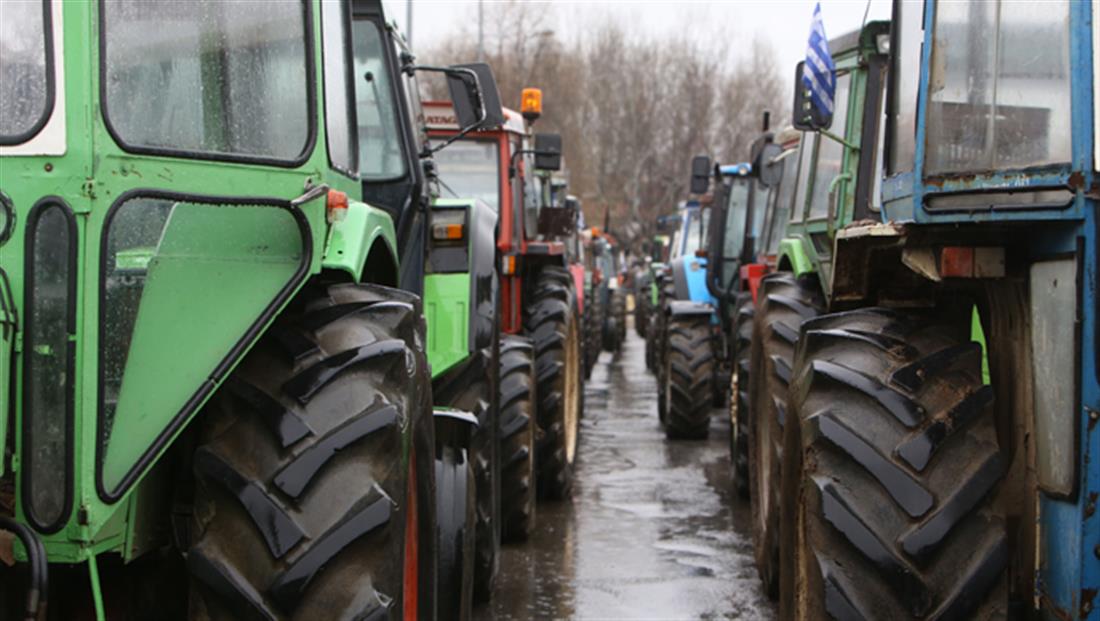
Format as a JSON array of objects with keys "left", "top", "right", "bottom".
[
  {"left": 433, "top": 407, "right": 480, "bottom": 449},
  {"left": 668, "top": 300, "right": 714, "bottom": 317},
  {"left": 777, "top": 237, "right": 815, "bottom": 277},
  {"left": 321, "top": 200, "right": 399, "bottom": 283}
]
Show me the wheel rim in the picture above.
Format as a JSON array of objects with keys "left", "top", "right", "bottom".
[
  {"left": 729, "top": 370, "right": 739, "bottom": 459},
  {"left": 403, "top": 456, "right": 418, "bottom": 621},
  {"left": 563, "top": 318, "right": 580, "bottom": 464}
]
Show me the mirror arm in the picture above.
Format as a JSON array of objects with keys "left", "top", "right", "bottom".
[
  {"left": 508, "top": 148, "right": 559, "bottom": 179},
  {"left": 818, "top": 128, "right": 860, "bottom": 151},
  {"left": 421, "top": 122, "right": 479, "bottom": 158}
]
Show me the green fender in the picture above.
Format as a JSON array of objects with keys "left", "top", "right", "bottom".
[
  {"left": 321, "top": 200, "right": 399, "bottom": 282},
  {"left": 423, "top": 198, "right": 498, "bottom": 378},
  {"left": 777, "top": 237, "right": 815, "bottom": 277}
]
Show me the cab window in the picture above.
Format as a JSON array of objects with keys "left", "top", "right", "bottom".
[
  {"left": 887, "top": 0, "right": 922, "bottom": 175},
  {"left": 430, "top": 139, "right": 499, "bottom": 211},
  {"left": 791, "top": 138, "right": 814, "bottom": 222},
  {"left": 102, "top": 0, "right": 311, "bottom": 162},
  {"left": 0, "top": 0, "right": 52, "bottom": 144},
  {"left": 925, "top": 0, "right": 1072, "bottom": 175},
  {"left": 808, "top": 72, "right": 852, "bottom": 220},
  {"left": 765, "top": 151, "right": 798, "bottom": 253},
  {"left": 351, "top": 19, "right": 407, "bottom": 179},
  {"left": 321, "top": 0, "right": 355, "bottom": 174}
]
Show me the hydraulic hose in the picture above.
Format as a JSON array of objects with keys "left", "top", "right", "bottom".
[{"left": 0, "top": 515, "right": 48, "bottom": 621}]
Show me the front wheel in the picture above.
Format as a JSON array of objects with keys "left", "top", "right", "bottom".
[
  {"left": 526, "top": 266, "right": 582, "bottom": 500},
  {"left": 435, "top": 444, "right": 475, "bottom": 621},
  {"left": 747, "top": 273, "right": 823, "bottom": 598},
  {"left": 662, "top": 313, "right": 714, "bottom": 439},
  {"left": 188, "top": 283, "right": 435, "bottom": 621},
  {"left": 498, "top": 336, "right": 537, "bottom": 541},
  {"left": 781, "top": 308, "right": 1007, "bottom": 620},
  {"left": 729, "top": 292, "right": 753, "bottom": 499}
]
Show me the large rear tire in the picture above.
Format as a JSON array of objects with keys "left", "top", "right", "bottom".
[
  {"left": 583, "top": 286, "right": 602, "bottom": 379},
  {"left": 781, "top": 309, "right": 1007, "bottom": 620},
  {"left": 729, "top": 292, "right": 753, "bottom": 500},
  {"left": 526, "top": 266, "right": 582, "bottom": 500},
  {"left": 605, "top": 288, "right": 626, "bottom": 352},
  {"left": 634, "top": 277, "right": 650, "bottom": 338},
  {"left": 662, "top": 314, "right": 714, "bottom": 439},
  {"left": 747, "top": 273, "right": 823, "bottom": 599},
  {"left": 498, "top": 336, "right": 537, "bottom": 541},
  {"left": 433, "top": 353, "right": 499, "bottom": 604},
  {"left": 653, "top": 282, "right": 675, "bottom": 421},
  {"left": 434, "top": 445, "right": 475, "bottom": 621},
  {"left": 188, "top": 283, "right": 434, "bottom": 621}
]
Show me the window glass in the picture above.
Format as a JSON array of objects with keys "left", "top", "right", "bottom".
[
  {"left": 809, "top": 72, "right": 852, "bottom": 219},
  {"left": 925, "top": 0, "right": 1072, "bottom": 175},
  {"left": 0, "top": 0, "right": 51, "bottom": 143},
  {"left": 766, "top": 151, "right": 799, "bottom": 253},
  {"left": 888, "top": 0, "right": 922, "bottom": 174},
  {"left": 722, "top": 180, "right": 750, "bottom": 261},
  {"left": 750, "top": 181, "right": 771, "bottom": 239},
  {"left": 352, "top": 19, "right": 407, "bottom": 179},
  {"left": 103, "top": 0, "right": 310, "bottom": 160},
  {"left": 429, "top": 139, "right": 499, "bottom": 211},
  {"left": 791, "top": 137, "right": 815, "bottom": 222},
  {"left": 522, "top": 154, "right": 539, "bottom": 238},
  {"left": 25, "top": 203, "right": 73, "bottom": 527},
  {"left": 681, "top": 208, "right": 709, "bottom": 257},
  {"left": 321, "top": 0, "right": 355, "bottom": 173}
]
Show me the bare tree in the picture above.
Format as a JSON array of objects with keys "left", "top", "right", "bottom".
[{"left": 420, "top": 1, "right": 788, "bottom": 248}]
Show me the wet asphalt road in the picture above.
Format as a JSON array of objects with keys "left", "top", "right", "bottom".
[{"left": 476, "top": 321, "right": 776, "bottom": 620}]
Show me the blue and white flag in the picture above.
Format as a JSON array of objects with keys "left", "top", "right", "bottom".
[{"left": 802, "top": 3, "right": 836, "bottom": 118}]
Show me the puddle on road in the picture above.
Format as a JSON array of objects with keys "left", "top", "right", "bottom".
[{"left": 476, "top": 325, "right": 777, "bottom": 620}]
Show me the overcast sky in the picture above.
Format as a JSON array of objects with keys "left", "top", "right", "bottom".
[{"left": 383, "top": 0, "right": 892, "bottom": 78}]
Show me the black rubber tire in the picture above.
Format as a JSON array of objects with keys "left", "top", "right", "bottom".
[
  {"left": 604, "top": 288, "right": 626, "bottom": 352},
  {"left": 435, "top": 445, "right": 475, "bottom": 621},
  {"left": 729, "top": 292, "right": 753, "bottom": 500},
  {"left": 653, "top": 282, "right": 675, "bottom": 422},
  {"left": 432, "top": 353, "right": 499, "bottom": 604},
  {"left": 188, "top": 283, "right": 435, "bottom": 621},
  {"left": 525, "top": 266, "right": 582, "bottom": 500},
  {"left": 634, "top": 277, "right": 650, "bottom": 338},
  {"left": 583, "top": 287, "right": 602, "bottom": 379},
  {"left": 781, "top": 308, "right": 1007, "bottom": 620},
  {"left": 747, "top": 272, "right": 823, "bottom": 599},
  {"left": 662, "top": 314, "right": 714, "bottom": 439},
  {"left": 498, "top": 336, "right": 537, "bottom": 542}
]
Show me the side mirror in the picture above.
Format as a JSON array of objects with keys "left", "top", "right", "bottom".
[
  {"left": 792, "top": 61, "right": 832, "bottom": 131},
  {"left": 447, "top": 62, "right": 504, "bottom": 131},
  {"left": 690, "top": 155, "right": 711, "bottom": 195},
  {"left": 755, "top": 143, "right": 785, "bottom": 187},
  {"left": 533, "top": 133, "right": 562, "bottom": 171}
]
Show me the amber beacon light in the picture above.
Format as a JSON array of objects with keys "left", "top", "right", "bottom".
[{"left": 521, "top": 88, "right": 543, "bottom": 122}]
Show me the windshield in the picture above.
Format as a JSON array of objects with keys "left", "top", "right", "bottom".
[
  {"left": 429, "top": 139, "right": 500, "bottom": 211},
  {"left": 722, "top": 179, "right": 751, "bottom": 260},
  {"left": 351, "top": 18, "right": 407, "bottom": 179},
  {"left": 103, "top": 0, "right": 310, "bottom": 161},
  {"left": 765, "top": 150, "right": 799, "bottom": 254},
  {"left": 808, "top": 72, "right": 852, "bottom": 219},
  {"left": 0, "top": 0, "right": 51, "bottom": 143},
  {"left": 681, "top": 208, "right": 709, "bottom": 257},
  {"left": 925, "top": 0, "right": 1072, "bottom": 175}
]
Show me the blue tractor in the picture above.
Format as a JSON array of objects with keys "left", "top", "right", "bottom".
[
  {"left": 774, "top": 3, "right": 1099, "bottom": 618},
  {"left": 656, "top": 174, "right": 751, "bottom": 439}
]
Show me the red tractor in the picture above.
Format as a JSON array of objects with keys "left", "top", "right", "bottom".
[{"left": 426, "top": 92, "right": 584, "bottom": 550}]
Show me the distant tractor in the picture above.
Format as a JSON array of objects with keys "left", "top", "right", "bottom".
[
  {"left": 426, "top": 88, "right": 584, "bottom": 538},
  {"left": 0, "top": 1, "right": 507, "bottom": 618}
]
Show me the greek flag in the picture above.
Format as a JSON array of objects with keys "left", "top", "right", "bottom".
[{"left": 802, "top": 3, "right": 836, "bottom": 118}]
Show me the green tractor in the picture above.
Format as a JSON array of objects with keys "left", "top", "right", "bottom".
[{"left": 0, "top": 1, "right": 506, "bottom": 618}]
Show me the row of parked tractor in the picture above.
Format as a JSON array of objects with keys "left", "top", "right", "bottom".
[
  {"left": 635, "top": 5, "right": 1098, "bottom": 620},
  {"left": 0, "top": 1, "right": 631, "bottom": 619}
]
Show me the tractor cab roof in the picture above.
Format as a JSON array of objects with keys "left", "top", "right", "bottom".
[{"left": 424, "top": 100, "right": 526, "bottom": 136}]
